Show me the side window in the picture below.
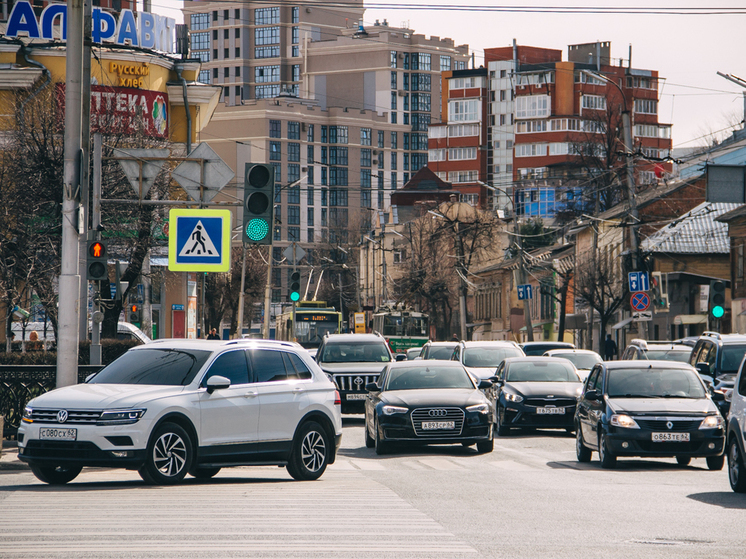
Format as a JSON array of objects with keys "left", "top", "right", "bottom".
[
  {"left": 495, "top": 363, "right": 505, "bottom": 381},
  {"left": 593, "top": 369, "right": 605, "bottom": 392},
  {"left": 705, "top": 343, "right": 717, "bottom": 371},
  {"left": 584, "top": 368, "right": 599, "bottom": 393},
  {"left": 451, "top": 347, "right": 459, "bottom": 361},
  {"left": 739, "top": 361, "right": 746, "bottom": 396},
  {"left": 689, "top": 343, "right": 702, "bottom": 365},
  {"left": 203, "top": 350, "right": 249, "bottom": 386},
  {"left": 285, "top": 353, "right": 312, "bottom": 380},
  {"left": 250, "top": 350, "right": 288, "bottom": 383}
]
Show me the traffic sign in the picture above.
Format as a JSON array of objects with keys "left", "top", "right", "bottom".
[
  {"left": 517, "top": 284, "right": 533, "bottom": 300},
  {"left": 632, "top": 311, "right": 653, "bottom": 322},
  {"left": 628, "top": 271, "right": 649, "bottom": 293},
  {"left": 283, "top": 242, "right": 306, "bottom": 265},
  {"left": 172, "top": 143, "right": 235, "bottom": 203},
  {"left": 630, "top": 292, "right": 651, "bottom": 312},
  {"left": 168, "top": 209, "right": 232, "bottom": 272}
]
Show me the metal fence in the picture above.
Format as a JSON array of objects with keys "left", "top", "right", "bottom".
[{"left": 0, "top": 366, "right": 104, "bottom": 438}]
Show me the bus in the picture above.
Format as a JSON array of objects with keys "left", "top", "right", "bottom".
[
  {"left": 371, "top": 307, "right": 429, "bottom": 355},
  {"left": 276, "top": 301, "right": 342, "bottom": 349}
]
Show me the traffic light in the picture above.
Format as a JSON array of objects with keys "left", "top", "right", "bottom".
[
  {"left": 243, "top": 163, "right": 274, "bottom": 245},
  {"left": 86, "top": 240, "right": 108, "bottom": 281},
  {"left": 289, "top": 270, "right": 301, "bottom": 302},
  {"left": 128, "top": 303, "right": 142, "bottom": 324},
  {"left": 709, "top": 280, "right": 726, "bottom": 319},
  {"left": 651, "top": 272, "right": 669, "bottom": 312}
]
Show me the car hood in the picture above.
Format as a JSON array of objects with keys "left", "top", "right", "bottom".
[
  {"left": 318, "top": 362, "right": 389, "bottom": 375},
  {"left": 465, "top": 367, "right": 498, "bottom": 380},
  {"left": 606, "top": 397, "right": 717, "bottom": 415},
  {"left": 29, "top": 383, "right": 186, "bottom": 410},
  {"left": 506, "top": 381, "right": 582, "bottom": 398},
  {"left": 382, "top": 389, "right": 487, "bottom": 408}
]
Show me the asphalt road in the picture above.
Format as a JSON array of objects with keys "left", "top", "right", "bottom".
[{"left": 1, "top": 417, "right": 745, "bottom": 558}]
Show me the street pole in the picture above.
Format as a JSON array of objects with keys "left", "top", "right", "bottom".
[
  {"left": 57, "top": 0, "right": 84, "bottom": 388},
  {"left": 236, "top": 244, "right": 247, "bottom": 338},
  {"left": 514, "top": 194, "right": 534, "bottom": 342},
  {"left": 262, "top": 244, "right": 272, "bottom": 339}
]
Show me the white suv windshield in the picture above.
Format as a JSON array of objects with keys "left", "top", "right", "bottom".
[
  {"left": 463, "top": 347, "right": 522, "bottom": 368},
  {"left": 320, "top": 342, "right": 390, "bottom": 363},
  {"left": 90, "top": 349, "right": 212, "bottom": 385}
]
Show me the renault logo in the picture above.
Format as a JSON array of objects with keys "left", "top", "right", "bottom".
[
  {"left": 428, "top": 409, "right": 448, "bottom": 417},
  {"left": 57, "top": 410, "right": 68, "bottom": 424},
  {"left": 666, "top": 421, "right": 674, "bottom": 430}
]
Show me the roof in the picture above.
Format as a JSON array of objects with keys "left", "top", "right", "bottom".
[{"left": 641, "top": 202, "right": 739, "bottom": 254}]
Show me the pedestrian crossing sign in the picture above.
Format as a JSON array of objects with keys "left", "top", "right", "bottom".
[{"left": 168, "top": 209, "right": 232, "bottom": 272}]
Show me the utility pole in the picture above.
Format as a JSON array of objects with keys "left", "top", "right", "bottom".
[{"left": 515, "top": 205, "right": 534, "bottom": 342}]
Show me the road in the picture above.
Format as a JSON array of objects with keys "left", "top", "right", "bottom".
[{"left": 1, "top": 417, "right": 745, "bottom": 558}]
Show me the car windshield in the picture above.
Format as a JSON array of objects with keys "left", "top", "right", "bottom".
[
  {"left": 89, "top": 348, "right": 212, "bottom": 385},
  {"left": 553, "top": 353, "right": 602, "bottom": 370},
  {"left": 523, "top": 344, "right": 572, "bottom": 356},
  {"left": 505, "top": 361, "right": 579, "bottom": 382},
  {"left": 644, "top": 349, "right": 691, "bottom": 362},
  {"left": 385, "top": 366, "right": 474, "bottom": 391},
  {"left": 320, "top": 342, "right": 390, "bottom": 363},
  {"left": 719, "top": 345, "right": 746, "bottom": 374},
  {"left": 606, "top": 368, "right": 706, "bottom": 398},
  {"left": 427, "top": 346, "right": 456, "bottom": 360},
  {"left": 463, "top": 347, "right": 522, "bottom": 368}
]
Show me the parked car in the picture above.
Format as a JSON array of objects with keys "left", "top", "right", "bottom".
[
  {"left": 18, "top": 339, "right": 342, "bottom": 485},
  {"left": 406, "top": 347, "right": 422, "bottom": 360},
  {"left": 542, "top": 349, "right": 603, "bottom": 381},
  {"left": 575, "top": 360, "right": 725, "bottom": 469},
  {"left": 451, "top": 340, "right": 524, "bottom": 381},
  {"left": 418, "top": 341, "right": 458, "bottom": 361},
  {"left": 519, "top": 341, "right": 575, "bottom": 356},
  {"left": 688, "top": 332, "right": 746, "bottom": 418},
  {"left": 620, "top": 339, "right": 692, "bottom": 362},
  {"left": 493, "top": 357, "right": 583, "bottom": 436},
  {"left": 726, "top": 356, "right": 746, "bottom": 492},
  {"left": 315, "top": 332, "right": 393, "bottom": 414},
  {"left": 363, "top": 361, "right": 494, "bottom": 455}
]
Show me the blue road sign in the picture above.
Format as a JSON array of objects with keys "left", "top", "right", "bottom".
[
  {"left": 628, "top": 271, "right": 649, "bottom": 293},
  {"left": 168, "top": 209, "right": 232, "bottom": 272},
  {"left": 517, "top": 284, "right": 533, "bottom": 300},
  {"left": 631, "top": 292, "right": 651, "bottom": 312}
]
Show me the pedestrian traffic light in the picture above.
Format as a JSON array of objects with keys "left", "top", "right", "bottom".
[
  {"left": 289, "top": 270, "right": 301, "bottom": 302},
  {"left": 709, "top": 280, "right": 726, "bottom": 319},
  {"left": 128, "top": 303, "right": 142, "bottom": 324},
  {"left": 243, "top": 163, "right": 274, "bottom": 245},
  {"left": 86, "top": 240, "right": 108, "bottom": 281}
]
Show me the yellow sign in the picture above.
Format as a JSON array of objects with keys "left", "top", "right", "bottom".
[
  {"left": 109, "top": 62, "right": 150, "bottom": 88},
  {"left": 168, "top": 209, "right": 232, "bottom": 272},
  {"left": 354, "top": 312, "right": 366, "bottom": 334}
]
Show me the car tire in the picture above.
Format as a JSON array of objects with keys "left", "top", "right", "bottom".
[
  {"left": 496, "top": 405, "right": 510, "bottom": 437},
  {"left": 139, "top": 422, "right": 192, "bottom": 485},
  {"left": 706, "top": 454, "right": 725, "bottom": 471},
  {"left": 676, "top": 456, "right": 691, "bottom": 466},
  {"left": 287, "top": 421, "right": 330, "bottom": 481},
  {"left": 364, "top": 421, "right": 375, "bottom": 449},
  {"left": 374, "top": 418, "right": 389, "bottom": 456},
  {"left": 189, "top": 466, "right": 221, "bottom": 479},
  {"left": 598, "top": 432, "right": 616, "bottom": 469},
  {"left": 476, "top": 437, "right": 494, "bottom": 454},
  {"left": 576, "top": 428, "right": 592, "bottom": 463},
  {"left": 728, "top": 439, "right": 746, "bottom": 493},
  {"left": 30, "top": 464, "right": 82, "bottom": 485}
]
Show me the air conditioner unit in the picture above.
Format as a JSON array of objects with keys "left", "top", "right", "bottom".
[
  {"left": 301, "top": 167, "right": 307, "bottom": 172},
  {"left": 397, "top": 90, "right": 405, "bottom": 97},
  {"left": 372, "top": 150, "right": 378, "bottom": 155}
]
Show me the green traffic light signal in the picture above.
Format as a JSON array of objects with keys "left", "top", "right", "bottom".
[
  {"left": 290, "top": 291, "right": 300, "bottom": 302},
  {"left": 290, "top": 270, "right": 301, "bottom": 302},
  {"left": 712, "top": 305, "right": 725, "bottom": 319}
]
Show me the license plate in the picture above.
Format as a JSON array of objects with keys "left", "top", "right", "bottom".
[
  {"left": 346, "top": 394, "right": 366, "bottom": 400},
  {"left": 422, "top": 421, "right": 455, "bottom": 430},
  {"left": 536, "top": 407, "right": 565, "bottom": 415},
  {"left": 39, "top": 428, "right": 77, "bottom": 441},
  {"left": 652, "top": 432, "right": 690, "bottom": 442}
]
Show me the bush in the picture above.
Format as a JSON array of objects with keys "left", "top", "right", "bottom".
[{"left": 0, "top": 340, "right": 139, "bottom": 365}]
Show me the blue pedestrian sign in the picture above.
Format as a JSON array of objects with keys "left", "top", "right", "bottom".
[
  {"left": 168, "top": 209, "right": 232, "bottom": 272},
  {"left": 628, "top": 271, "right": 649, "bottom": 293},
  {"left": 517, "top": 284, "right": 533, "bottom": 300}
]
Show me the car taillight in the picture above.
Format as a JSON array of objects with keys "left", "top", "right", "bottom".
[{"left": 334, "top": 390, "right": 341, "bottom": 406}]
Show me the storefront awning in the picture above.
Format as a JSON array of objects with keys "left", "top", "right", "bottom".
[
  {"left": 611, "top": 317, "right": 634, "bottom": 330},
  {"left": 519, "top": 321, "right": 554, "bottom": 331},
  {"left": 674, "top": 314, "right": 707, "bottom": 325}
]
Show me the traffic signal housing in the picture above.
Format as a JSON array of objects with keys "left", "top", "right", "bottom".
[
  {"left": 709, "top": 280, "right": 726, "bottom": 320},
  {"left": 651, "top": 271, "right": 669, "bottom": 312},
  {"left": 289, "top": 270, "right": 301, "bottom": 302},
  {"left": 86, "top": 240, "right": 108, "bottom": 281},
  {"left": 243, "top": 163, "right": 274, "bottom": 245},
  {"left": 128, "top": 303, "right": 142, "bottom": 324}
]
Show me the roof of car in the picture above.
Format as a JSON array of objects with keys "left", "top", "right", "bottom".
[
  {"left": 520, "top": 341, "right": 575, "bottom": 348},
  {"left": 544, "top": 349, "right": 600, "bottom": 356},
  {"left": 323, "top": 333, "right": 385, "bottom": 342},
  {"left": 502, "top": 356, "right": 577, "bottom": 364},
  {"left": 698, "top": 332, "right": 746, "bottom": 345},
  {"left": 460, "top": 340, "right": 520, "bottom": 347},
  {"left": 388, "top": 359, "right": 465, "bottom": 369},
  {"left": 424, "top": 341, "right": 458, "bottom": 346},
  {"left": 137, "top": 338, "right": 304, "bottom": 351},
  {"left": 602, "top": 359, "right": 697, "bottom": 370}
]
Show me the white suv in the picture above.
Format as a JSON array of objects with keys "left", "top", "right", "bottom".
[{"left": 18, "top": 339, "right": 342, "bottom": 485}]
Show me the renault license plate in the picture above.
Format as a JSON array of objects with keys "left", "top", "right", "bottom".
[
  {"left": 422, "top": 421, "right": 454, "bottom": 430},
  {"left": 652, "top": 432, "right": 690, "bottom": 442},
  {"left": 39, "top": 428, "right": 77, "bottom": 441},
  {"left": 536, "top": 407, "right": 565, "bottom": 415}
]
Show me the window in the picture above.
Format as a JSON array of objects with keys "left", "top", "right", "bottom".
[
  {"left": 235, "top": 8, "right": 240, "bottom": 19},
  {"left": 204, "top": 350, "right": 248, "bottom": 386},
  {"left": 307, "top": 185, "right": 314, "bottom": 205},
  {"left": 329, "top": 147, "right": 348, "bottom": 166},
  {"left": 321, "top": 126, "right": 328, "bottom": 143},
  {"left": 224, "top": 48, "right": 229, "bottom": 59},
  {"left": 190, "top": 32, "right": 209, "bottom": 50},
  {"left": 235, "top": 66, "right": 240, "bottom": 77},
  {"left": 582, "top": 95, "right": 607, "bottom": 111},
  {"left": 448, "top": 170, "right": 478, "bottom": 183},
  {"left": 287, "top": 121, "right": 300, "bottom": 140},
  {"left": 213, "top": 29, "right": 217, "bottom": 40},
  {"left": 515, "top": 143, "right": 547, "bottom": 157},
  {"left": 329, "top": 188, "right": 348, "bottom": 206},
  {"left": 307, "top": 145, "right": 314, "bottom": 163},
  {"left": 391, "top": 113, "right": 397, "bottom": 124},
  {"left": 361, "top": 190, "right": 371, "bottom": 208},
  {"left": 307, "top": 167, "right": 314, "bottom": 185},
  {"left": 391, "top": 71, "right": 397, "bottom": 90},
  {"left": 292, "top": 27, "right": 299, "bottom": 44},
  {"left": 329, "top": 126, "right": 348, "bottom": 144},
  {"left": 361, "top": 168, "right": 371, "bottom": 188},
  {"left": 360, "top": 128, "right": 371, "bottom": 146},
  {"left": 329, "top": 168, "right": 348, "bottom": 187},
  {"left": 410, "top": 53, "right": 431, "bottom": 71},
  {"left": 235, "top": 47, "right": 240, "bottom": 57},
  {"left": 391, "top": 153, "right": 397, "bottom": 170},
  {"left": 194, "top": 51, "right": 210, "bottom": 62},
  {"left": 410, "top": 113, "right": 430, "bottom": 131},
  {"left": 255, "top": 65, "right": 280, "bottom": 83},
  {"left": 411, "top": 93, "right": 430, "bottom": 112},
  {"left": 287, "top": 183, "right": 300, "bottom": 203},
  {"left": 411, "top": 73, "right": 431, "bottom": 92},
  {"left": 255, "top": 27, "right": 280, "bottom": 46},
  {"left": 255, "top": 7, "right": 280, "bottom": 25},
  {"left": 634, "top": 99, "right": 658, "bottom": 114},
  {"left": 391, "top": 91, "right": 397, "bottom": 110},
  {"left": 292, "top": 65, "right": 300, "bottom": 82},
  {"left": 190, "top": 13, "right": 209, "bottom": 30},
  {"left": 391, "top": 173, "right": 397, "bottom": 189},
  {"left": 378, "top": 130, "right": 384, "bottom": 148},
  {"left": 321, "top": 208, "right": 327, "bottom": 226},
  {"left": 307, "top": 228, "right": 315, "bottom": 243},
  {"left": 428, "top": 148, "right": 446, "bottom": 161},
  {"left": 516, "top": 95, "right": 550, "bottom": 118},
  {"left": 448, "top": 99, "right": 480, "bottom": 122},
  {"left": 448, "top": 147, "right": 477, "bottom": 160},
  {"left": 440, "top": 56, "right": 451, "bottom": 72},
  {"left": 224, "top": 29, "right": 229, "bottom": 40},
  {"left": 288, "top": 143, "right": 300, "bottom": 162},
  {"left": 361, "top": 149, "right": 372, "bottom": 167},
  {"left": 321, "top": 146, "right": 327, "bottom": 165},
  {"left": 307, "top": 124, "right": 314, "bottom": 143},
  {"left": 288, "top": 205, "right": 300, "bottom": 225},
  {"left": 391, "top": 132, "right": 398, "bottom": 149},
  {"left": 235, "top": 86, "right": 241, "bottom": 97},
  {"left": 199, "top": 70, "right": 210, "bottom": 83},
  {"left": 307, "top": 208, "right": 315, "bottom": 226},
  {"left": 255, "top": 46, "right": 280, "bottom": 58},
  {"left": 288, "top": 227, "right": 300, "bottom": 241},
  {"left": 224, "top": 67, "right": 229, "bottom": 78},
  {"left": 447, "top": 124, "right": 479, "bottom": 137},
  {"left": 269, "top": 141, "right": 281, "bottom": 160},
  {"left": 269, "top": 120, "right": 281, "bottom": 138},
  {"left": 390, "top": 51, "right": 397, "bottom": 68},
  {"left": 403, "top": 133, "right": 410, "bottom": 150}
]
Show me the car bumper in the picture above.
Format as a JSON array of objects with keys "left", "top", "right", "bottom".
[
  {"left": 605, "top": 428, "right": 725, "bottom": 458},
  {"left": 503, "top": 405, "right": 576, "bottom": 429},
  {"left": 379, "top": 412, "right": 492, "bottom": 443}
]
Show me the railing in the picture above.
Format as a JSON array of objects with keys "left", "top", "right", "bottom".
[{"left": 0, "top": 366, "right": 104, "bottom": 438}]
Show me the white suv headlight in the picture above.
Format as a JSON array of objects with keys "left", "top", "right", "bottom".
[{"left": 97, "top": 409, "right": 146, "bottom": 425}]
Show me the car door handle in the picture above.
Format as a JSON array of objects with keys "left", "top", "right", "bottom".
[
  {"left": 244, "top": 391, "right": 258, "bottom": 398},
  {"left": 293, "top": 386, "right": 305, "bottom": 393}
]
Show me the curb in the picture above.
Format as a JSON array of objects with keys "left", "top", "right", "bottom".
[{"left": 0, "top": 442, "right": 29, "bottom": 471}]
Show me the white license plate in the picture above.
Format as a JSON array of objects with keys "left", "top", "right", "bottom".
[
  {"left": 422, "top": 421, "right": 455, "bottom": 430},
  {"left": 536, "top": 407, "right": 565, "bottom": 415},
  {"left": 39, "top": 428, "right": 77, "bottom": 441},
  {"left": 652, "top": 432, "right": 690, "bottom": 442},
  {"left": 346, "top": 394, "right": 366, "bottom": 400}
]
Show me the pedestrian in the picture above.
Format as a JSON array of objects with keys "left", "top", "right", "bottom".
[
  {"left": 207, "top": 328, "right": 220, "bottom": 340},
  {"left": 604, "top": 333, "right": 617, "bottom": 361},
  {"left": 452, "top": 333, "right": 459, "bottom": 342}
]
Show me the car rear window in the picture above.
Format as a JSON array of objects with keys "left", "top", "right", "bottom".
[
  {"left": 606, "top": 368, "right": 706, "bottom": 399},
  {"left": 427, "top": 346, "right": 456, "bottom": 360},
  {"left": 720, "top": 345, "right": 746, "bottom": 374},
  {"left": 90, "top": 348, "right": 212, "bottom": 385},
  {"left": 645, "top": 350, "right": 691, "bottom": 362},
  {"left": 463, "top": 347, "right": 522, "bottom": 368},
  {"left": 553, "top": 353, "right": 602, "bottom": 370},
  {"left": 385, "top": 366, "right": 474, "bottom": 391},
  {"left": 505, "top": 361, "right": 579, "bottom": 382}
]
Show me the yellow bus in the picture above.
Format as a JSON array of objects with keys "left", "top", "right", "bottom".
[{"left": 276, "top": 301, "right": 342, "bottom": 349}]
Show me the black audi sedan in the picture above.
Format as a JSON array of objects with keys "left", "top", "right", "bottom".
[
  {"left": 493, "top": 357, "right": 583, "bottom": 436},
  {"left": 575, "top": 360, "right": 726, "bottom": 469},
  {"left": 363, "top": 361, "right": 494, "bottom": 455}
]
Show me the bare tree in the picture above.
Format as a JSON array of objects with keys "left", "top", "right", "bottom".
[{"left": 574, "top": 252, "right": 627, "bottom": 348}]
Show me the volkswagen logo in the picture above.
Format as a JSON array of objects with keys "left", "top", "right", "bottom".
[
  {"left": 428, "top": 409, "right": 448, "bottom": 417},
  {"left": 57, "top": 410, "right": 68, "bottom": 424},
  {"left": 353, "top": 376, "right": 364, "bottom": 386},
  {"left": 666, "top": 421, "right": 674, "bottom": 430}
]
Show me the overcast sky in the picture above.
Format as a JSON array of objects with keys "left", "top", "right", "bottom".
[{"left": 149, "top": 1, "right": 746, "bottom": 149}]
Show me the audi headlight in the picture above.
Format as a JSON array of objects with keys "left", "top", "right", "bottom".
[
  {"left": 22, "top": 406, "right": 33, "bottom": 423},
  {"left": 382, "top": 405, "right": 408, "bottom": 416},
  {"left": 610, "top": 414, "right": 640, "bottom": 429},
  {"left": 503, "top": 392, "right": 523, "bottom": 403},
  {"left": 699, "top": 415, "right": 724, "bottom": 430},
  {"left": 97, "top": 409, "right": 146, "bottom": 425},
  {"left": 466, "top": 403, "right": 490, "bottom": 414}
]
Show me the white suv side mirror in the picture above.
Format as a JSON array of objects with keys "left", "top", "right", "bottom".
[{"left": 206, "top": 375, "right": 231, "bottom": 394}]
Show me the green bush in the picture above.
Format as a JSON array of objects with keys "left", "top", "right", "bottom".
[{"left": 0, "top": 340, "right": 139, "bottom": 365}]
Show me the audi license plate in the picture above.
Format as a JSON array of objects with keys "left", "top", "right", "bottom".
[
  {"left": 346, "top": 394, "right": 366, "bottom": 400},
  {"left": 536, "top": 407, "right": 565, "bottom": 415},
  {"left": 422, "top": 421, "right": 455, "bottom": 430},
  {"left": 39, "top": 428, "right": 77, "bottom": 441},
  {"left": 652, "top": 432, "right": 690, "bottom": 442}
]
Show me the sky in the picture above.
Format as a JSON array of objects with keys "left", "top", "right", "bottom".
[{"left": 145, "top": 1, "right": 746, "bottom": 149}]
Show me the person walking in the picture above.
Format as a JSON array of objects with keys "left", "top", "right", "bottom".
[
  {"left": 604, "top": 334, "right": 617, "bottom": 361},
  {"left": 207, "top": 328, "right": 220, "bottom": 340}
]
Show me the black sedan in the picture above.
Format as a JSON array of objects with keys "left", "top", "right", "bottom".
[
  {"left": 494, "top": 357, "right": 583, "bottom": 436},
  {"left": 364, "top": 361, "right": 494, "bottom": 455},
  {"left": 575, "top": 360, "right": 726, "bottom": 469}
]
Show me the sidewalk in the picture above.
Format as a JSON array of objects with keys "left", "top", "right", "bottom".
[{"left": 1, "top": 439, "right": 28, "bottom": 471}]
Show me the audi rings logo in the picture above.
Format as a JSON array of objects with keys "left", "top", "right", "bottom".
[
  {"left": 353, "top": 376, "right": 364, "bottom": 386},
  {"left": 57, "top": 410, "right": 69, "bottom": 424},
  {"left": 666, "top": 421, "right": 674, "bottom": 430},
  {"left": 428, "top": 409, "right": 448, "bottom": 417}
]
